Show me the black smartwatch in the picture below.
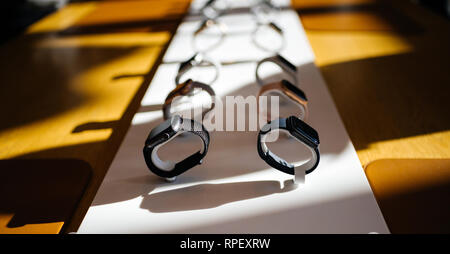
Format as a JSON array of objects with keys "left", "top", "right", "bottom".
[
  {"left": 257, "top": 116, "right": 320, "bottom": 183},
  {"left": 143, "top": 115, "right": 210, "bottom": 181}
]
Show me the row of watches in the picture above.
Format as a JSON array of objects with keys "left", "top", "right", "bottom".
[
  {"left": 193, "top": 0, "right": 285, "bottom": 53},
  {"left": 143, "top": 0, "right": 320, "bottom": 183}
]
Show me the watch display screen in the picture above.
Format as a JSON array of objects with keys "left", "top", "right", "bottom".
[
  {"left": 282, "top": 80, "right": 307, "bottom": 101},
  {"left": 277, "top": 55, "right": 297, "bottom": 72},
  {"left": 148, "top": 116, "right": 181, "bottom": 140},
  {"left": 289, "top": 116, "right": 319, "bottom": 146}
]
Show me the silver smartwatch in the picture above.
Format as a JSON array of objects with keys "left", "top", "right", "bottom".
[
  {"left": 192, "top": 18, "right": 227, "bottom": 53},
  {"left": 258, "top": 79, "right": 308, "bottom": 121},
  {"left": 199, "top": 0, "right": 228, "bottom": 20},
  {"left": 163, "top": 79, "right": 216, "bottom": 121},
  {"left": 175, "top": 53, "right": 221, "bottom": 86},
  {"left": 250, "top": 0, "right": 280, "bottom": 24},
  {"left": 256, "top": 54, "right": 297, "bottom": 86},
  {"left": 251, "top": 21, "right": 285, "bottom": 53}
]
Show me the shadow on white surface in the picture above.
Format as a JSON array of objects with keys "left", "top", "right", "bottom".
[
  {"left": 170, "top": 191, "right": 385, "bottom": 234},
  {"left": 79, "top": 2, "right": 389, "bottom": 232},
  {"left": 91, "top": 63, "right": 348, "bottom": 209},
  {"left": 141, "top": 179, "right": 297, "bottom": 213}
]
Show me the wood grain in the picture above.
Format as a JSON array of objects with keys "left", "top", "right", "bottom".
[
  {"left": 0, "top": 0, "right": 190, "bottom": 233},
  {"left": 0, "top": 159, "right": 91, "bottom": 234},
  {"left": 1, "top": 0, "right": 449, "bottom": 233},
  {"left": 294, "top": 0, "right": 450, "bottom": 166},
  {"left": 296, "top": 0, "right": 450, "bottom": 233},
  {"left": 365, "top": 159, "right": 450, "bottom": 233}
]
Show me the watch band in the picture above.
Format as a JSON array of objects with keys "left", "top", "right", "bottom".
[
  {"left": 175, "top": 53, "right": 221, "bottom": 86},
  {"left": 163, "top": 79, "right": 216, "bottom": 121},
  {"left": 257, "top": 116, "right": 320, "bottom": 183},
  {"left": 251, "top": 21, "right": 285, "bottom": 53},
  {"left": 143, "top": 116, "right": 210, "bottom": 181},
  {"left": 192, "top": 18, "right": 227, "bottom": 53},
  {"left": 255, "top": 54, "right": 297, "bottom": 86},
  {"left": 257, "top": 79, "right": 308, "bottom": 121},
  {"left": 199, "top": 0, "right": 227, "bottom": 20},
  {"left": 250, "top": 0, "right": 280, "bottom": 25}
]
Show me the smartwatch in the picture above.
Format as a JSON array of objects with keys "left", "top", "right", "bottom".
[
  {"left": 193, "top": 18, "right": 227, "bottom": 53},
  {"left": 250, "top": 0, "right": 279, "bottom": 24},
  {"left": 143, "top": 115, "right": 210, "bottom": 181},
  {"left": 251, "top": 22, "right": 285, "bottom": 53},
  {"left": 199, "top": 0, "right": 227, "bottom": 20},
  {"left": 257, "top": 79, "right": 308, "bottom": 121},
  {"left": 163, "top": 79, "right": 216, "bottom": 120},
  {"left": 175, "top": 53, "right": 221, "bottom": 86},
  {"left": 256, "top": 54, "right": 297, "bottom": 86},
  {"left": 257, "top": 116, "right": 320, "bottom": 183}
]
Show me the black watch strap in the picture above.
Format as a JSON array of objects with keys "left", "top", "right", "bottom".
[
  {"left": 257, "top": 117, "right": 320, "bottom": 182},
  {"left": 143, "top": 118, "right": 209, "bottom": 179}
]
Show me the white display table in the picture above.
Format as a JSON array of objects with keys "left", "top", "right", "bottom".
[{"left": 78, "top": 0, "right": 389, "bottom": 233}]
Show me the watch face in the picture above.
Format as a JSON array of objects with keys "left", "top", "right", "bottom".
[
  {"left": 277, "top": 55, "right": 297, "bottom": 72},
  {"left": 147, "top": 116, "right": 182, "bottom": 141},
  {"left": 282, "top": 80, "right": 307, "bottom": 101},
  {"left": 288, "top": 116, "right": 319, "bottom": 147}
]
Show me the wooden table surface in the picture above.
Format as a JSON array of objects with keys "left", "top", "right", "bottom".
[
  {"left": 294, "top": 0, "right": 450, "bottom": 165},
  {"left": 295, "top": 0, "right": 450, "bottom": 233},
  {"left": 0, "top": 0, "right": 191, "bottom": 234},
  {"left": 0, "top": 0, "right": 449, "bottom": 233}
]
